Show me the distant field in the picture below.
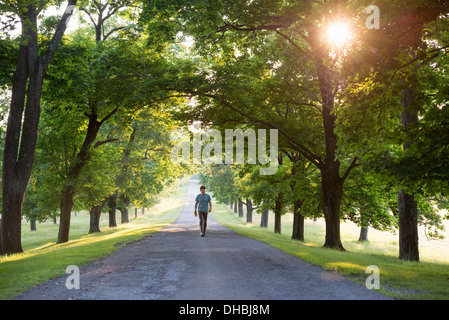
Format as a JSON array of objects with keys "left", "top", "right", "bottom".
[{"left": 245, "top": 208, "right": 449, "bottom": 265}]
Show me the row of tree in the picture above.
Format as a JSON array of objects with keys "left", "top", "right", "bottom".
[
  {"left": 1, "top": 0, "right": 448, "bottom": 263},
  {"left": 199, "top": 162, "right": 447, "bottom": 244},
  {"left": 0, "top": 0, "right": 191, "bottom": 254},
  {"left": 151, "top": 0, "right": 449, "bottom": 261}
]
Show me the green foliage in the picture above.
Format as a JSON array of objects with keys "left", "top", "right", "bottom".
[
  {"left": 21, "top": 6, "right": 192, "bottom": 224},
  {"left": 117, "top": 110, "right": 190, "bottom": 208},
  {"left": 198, "top": 164, "right": 237, "bottom": 204},
  {"left": 341, "top": 166, "right": 398, "bottom": 231},
  {"left": 144, "top": 0, "right": 449, "bottom": 241},
  {"left": 0, "top": 37, "right": 18, "bottom": 88}
]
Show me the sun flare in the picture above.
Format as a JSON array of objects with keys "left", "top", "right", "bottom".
[{"left": 326, "top": 22, "right": 351, "bottom": 46}]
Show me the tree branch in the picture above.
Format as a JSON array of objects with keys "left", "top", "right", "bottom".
[
  {"left": 92, "top": 0, "right": 103, "bottom": 12},
  {"left": 142, "top": 147, "right": 166, "bottom": 159},
  {"left": 278, "top": 73, "right": 322, "bottom": 107},
  {"left": 222, "top": 22, "right": 290, "bottom": 33},
  {"left": 79, "top": 6, "right": 97, "bottom": 27},
  {"left": 274, "top": 29, "right": 312, "bottom": 60},
  {"left": 340, "top": 157, "right": 360, "bottom": 183},
  {"left": 41, "top": 0, "right": 78, "bottom": 74},
  {"left": 102, "top": 4, "right": 124, "bottom": 23},
  {"left": 198, "top": 92, "right": 323, "bottom": 168},
  {"left": 103, "top": 26, "right": 126, "bottom": 40},
  {"left": 94, "top": 138, "right": 119, "bottom": 148},
  {"left": 390, "top": 44, "right": 449, "bottom": 80},
  {"left": 99, "top": 106, "right": 119, "bottom": 125},
  {"left": 219, "top": 22, "right": 313, "bottom": 60}
]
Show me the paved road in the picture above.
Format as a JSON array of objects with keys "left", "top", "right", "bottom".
[{"left": 15, "top": 176, "right": 390, "bottom": 300}]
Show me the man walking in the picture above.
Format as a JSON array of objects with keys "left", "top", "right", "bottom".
[{"left": 194, "top": 185, "right": 212, "bottom": 237}]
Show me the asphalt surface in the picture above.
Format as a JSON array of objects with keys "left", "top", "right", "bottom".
[{"left": 15, "top": 176, "right": 391, "bottom": 300}]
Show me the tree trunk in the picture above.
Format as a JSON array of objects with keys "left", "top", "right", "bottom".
[
  {"left": 108, "top": 193, "right": 117, "bottom": 228},
  {"left": 246, "top": 198, "right": 253, "bottom": 224},
  {"left": 288, "top": 155, "right": 305, "bottom": 241},
  {"left": 1, "top": 37, "right": 28, "bottom": 255},
  {"left": 89, "top": 200, "right": 106, "bottom": 233},
  {"left": 320, "top": 169, "right": 344, "bottom": 250},
  {"left": 30, "top": 220, "right": 37, "bottom": 232},
  {"left": 119, "top": 208, "right": 129, "bottom": 224},
  {"left": 319, "top": 112, "right": 345, "bottom": 250},
  {"left": 260, "top": 209, "right": 268, "bottom": 228},
  {"left": 238, "top": 198, "right": 244, "bottom": 218},
  {"left": 274, "top": 196, "right": 282, "bottom": 234},
  {"left": 1, "top": 2, "right": 78, "bottom": 255},
  {"left": 1, "top": 10, "right": 40, "bottom": 255},
  {"left": 58, "top": 186, "right": 75, "bottom": 243},
  {"left": 292, "top": 199, "right": 305, "bottom": 241},
  {"left": 119, "top": 194, "right": 130, "bottom": 224},
  {"left": 321, "top": 161, "right": 345, "bottom": 251},
  {"left": 234, "top": 200, "right": 237, "bottom": 214},
  {"left": 358, "top": 226, "right": 369, "bottom": 241},
  {"left": 309, "top": 27, "right": 346, "bottom": 251},
  {"left": 1, "top": 181, "right": 26, "bottom": 254},
  {"left": 95, "top": 23, "right": 102, "bottom": 43},
  {"left": 57, "top": 113, "right": 102, "bottom": 244},
  {"left": 398, "top": 77, "right": 419, "bottom": 262},
  {"left": 398, "top": 190, "right": 419, "bottom": 261}
]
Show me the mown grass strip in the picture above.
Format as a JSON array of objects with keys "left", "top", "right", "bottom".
[{"left": 0, "top": 179, "right": 189, "bottom": 300}]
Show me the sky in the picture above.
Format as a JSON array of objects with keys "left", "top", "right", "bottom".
[
  {"left": 1, "top": 3, "right": 194, "bottom": 47},
  {"left": 1, "top": 3, "right": 81, "bottom": 38}
]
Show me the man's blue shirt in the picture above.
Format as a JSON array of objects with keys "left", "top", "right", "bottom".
[{"left": 195, "top": 193, "right": 211, "bottom": 212}]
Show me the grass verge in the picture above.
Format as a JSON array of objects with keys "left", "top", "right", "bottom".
[
  {"left": 0, "top": 178, "right": 189, "bottom": 300},
  {"left": 211, "top": 202, "right": 449, "bottom": 300}
]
